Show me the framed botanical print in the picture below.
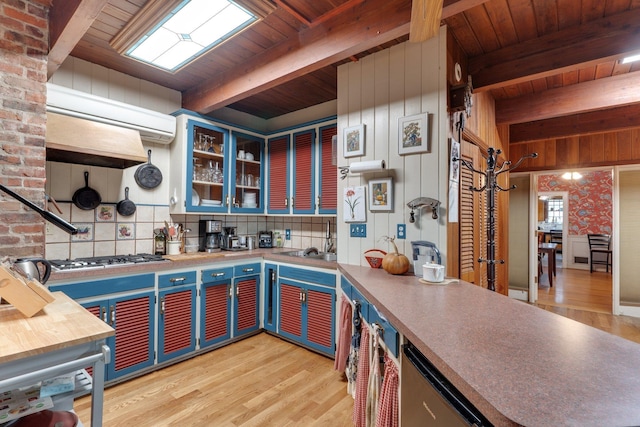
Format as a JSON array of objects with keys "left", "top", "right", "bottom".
[
  {"left": 343, "top": 124, "right": 365, "bottom": 158},
  {"left": 398, "top": 113, "right": 429, "bottom": 155},
  {"left": 343, "top": 186, "right": 366, "bottom": 222},
  {"left": 369, "top": 178, "right": 392, "bottom": 211}
]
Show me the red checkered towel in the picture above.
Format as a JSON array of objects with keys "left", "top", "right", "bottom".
[
  {"left": 376, "top": 354, "right": 399, "bottom": 427},
  {"left": 352, "top": 326, "right": 370, "bottom": 427}
]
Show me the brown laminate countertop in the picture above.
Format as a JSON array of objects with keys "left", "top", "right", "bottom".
[
  {"left": 0, "top": 292, "right": 114, "bottom": 364},
  {"left": 47, "top": 248, "right": 336, "bottom": 283},
  {"left": 339, "top": 264, "right": 640, "bottom": 427}
]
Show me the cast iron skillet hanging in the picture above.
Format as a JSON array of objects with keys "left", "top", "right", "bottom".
[
  {"left": 72, "top": 171, "right": 101, "bottom": 210},
  {"left": 116, "top": 186, "right": 136, "bottom": 216},
  {"left": 135, "top": 149, "right": 163, "bottom": 189}
]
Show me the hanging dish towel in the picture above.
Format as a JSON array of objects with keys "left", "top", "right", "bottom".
[
  {"left": 352, "top": 326, "right": 370, "bottom": 427},
  {"left": 376, "top": 353, "right": 399, "bottom": 427},
  {"left": 346, "top": 302, "right": 362, "bottom": 397},
  {"left": 334, "top": 294, "right": 353, "bottom": 373},
  {"left": 366, "top": 324, "right": 382, "bottom": 426}
]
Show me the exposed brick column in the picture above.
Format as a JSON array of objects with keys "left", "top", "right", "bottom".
[{"left": 0, "top": 0, "right": 49, "bottom": 257}]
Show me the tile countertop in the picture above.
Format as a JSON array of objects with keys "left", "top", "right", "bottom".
[{"left": 339, "top": 264, "right": 640, "bottom": 427}]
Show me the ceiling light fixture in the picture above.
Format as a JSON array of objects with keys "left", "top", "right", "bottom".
[
  {"left": 125, "top": 0, "right": 257, "bottom": 72},
  {"left": 562, "top": 172, "right": 582, "bottom": 180},
  {"left": 621, "top": 53, "right": 640, "bottom": 64}
]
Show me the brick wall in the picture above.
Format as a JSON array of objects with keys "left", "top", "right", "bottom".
[{"left": 0, "top": 0, "right": 49, "bottom": 257}]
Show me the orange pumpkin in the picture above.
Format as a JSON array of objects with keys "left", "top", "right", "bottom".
[{"left": 382, "top": 236, "right": 410, "bottom": 275}]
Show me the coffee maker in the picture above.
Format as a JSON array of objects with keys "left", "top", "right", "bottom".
[{"left": 199, "top": 220, "right": 222, "bottom": 252}]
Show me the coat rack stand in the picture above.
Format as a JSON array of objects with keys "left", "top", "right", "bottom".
[{"left": 454, "top": 114, "right": 537, "bottom": 291}]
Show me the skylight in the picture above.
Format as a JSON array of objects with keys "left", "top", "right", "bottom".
[{"left": 126, "top": 0, "right": 256, "bottom": 72}]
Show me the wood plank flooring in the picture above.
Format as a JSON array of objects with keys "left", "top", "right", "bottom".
[{"left": 75, "top": 333, "right": 353, "bottom": 426}]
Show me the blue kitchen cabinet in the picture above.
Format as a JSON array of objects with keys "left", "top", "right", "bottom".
[
  {"left": 157, "top": 271, "right": 197, "bottom": 363},
  {"left": 233, "top": 263, "right": 260, "bottom": 337},
  {"left": 230, "top": 131, "right": 264, "bottom": 213},
  {"left": 200, "top": 266, "right": 233, "bottom": 349},
  {"left": 263, "top": 263, "right": 278, "bottom": 332},
  {"left": 50, "top": 274, "right": 156, "bottom": 381},
  {"left": 277, "top": 265, "right": 335, "bottom": 356}
]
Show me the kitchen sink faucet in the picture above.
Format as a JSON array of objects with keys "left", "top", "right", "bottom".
[{"left": 324, "top": 220, "right": 334, "bottom": 253}]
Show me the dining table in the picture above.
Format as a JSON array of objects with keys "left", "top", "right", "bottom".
[{"left": 538, "top": 242, "right": 558, "bottom": 286}]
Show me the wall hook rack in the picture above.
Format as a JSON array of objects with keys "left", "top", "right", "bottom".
[{"left": 453, "top": 143, "right": 537, "bottom": 291}]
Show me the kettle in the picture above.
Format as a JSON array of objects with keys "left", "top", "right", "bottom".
[{"left": 14, "top": 257, "right": 52, "bottom": 284}]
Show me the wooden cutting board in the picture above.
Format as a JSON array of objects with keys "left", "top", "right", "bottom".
[{"left": 163, "top": 252, "right": 227, "bottom": 261}]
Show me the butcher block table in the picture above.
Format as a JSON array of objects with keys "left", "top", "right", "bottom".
[{"left": 0, "top": 292, "right": 114, "bottom": 426}]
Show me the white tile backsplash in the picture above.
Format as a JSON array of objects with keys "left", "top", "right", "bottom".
[{"left": 45, "top": 201, "right": 337, "bottom": 258}]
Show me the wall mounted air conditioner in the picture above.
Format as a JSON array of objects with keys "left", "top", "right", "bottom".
[{"left": 46, "top": 83, "right": 176, "bottom": 144}]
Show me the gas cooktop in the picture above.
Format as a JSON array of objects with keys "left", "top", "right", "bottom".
[{"left": 50, "top": 253, "right": 168, "bottom": 271}]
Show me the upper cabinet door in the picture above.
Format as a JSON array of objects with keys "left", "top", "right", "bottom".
[
  {"left": 267, "top": 135, "right": 290, "bottom": 214},
  {"left": 292, "top": 129, "right": 316, "bottom": 214},
  {"left": 318, "top": 124, "right": 337, "bottom": 214},
  {"left": 186, "top": 120, "right": 229, "bottom": 212},
  {"left": 230, "top": 131, "right": 264, "bottom": 213}
]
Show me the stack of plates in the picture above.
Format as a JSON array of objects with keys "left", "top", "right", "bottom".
[
  {"left": 201, "top": 199, "right": 222, "bottom": 207},
  {"left": 243, "top": 192, "right": 257, "bottom": 208}
]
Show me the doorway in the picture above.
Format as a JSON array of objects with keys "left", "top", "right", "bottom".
[{"left": 529, "top": 170, "right": 614, "bottom": 313}]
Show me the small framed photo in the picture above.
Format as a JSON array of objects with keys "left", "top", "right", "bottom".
[
  {"left": 343, "top": 186, "right": 366, "bottom": 222},
  {"left": 399, "top": 113, "right": 430, "bottom": 155},
  {"left": 343, "top": 124, "right": 365, "bottom": 158},
  {"left": 369, "top": 178, "right": 392, "bottom": 211}
]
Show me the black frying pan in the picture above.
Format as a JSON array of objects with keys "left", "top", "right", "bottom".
[
  {"left": 135, "top": 149, "right": 163, "bottom": 189},
  {"left": 117, "top": 187, "right": 136, "bottom": 216},
  {"left": 72, "top": 171, "right": 101, "bottom": 210}
]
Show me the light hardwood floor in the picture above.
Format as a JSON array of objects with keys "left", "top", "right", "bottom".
[{"left": 75, "top": 333, "right": 353, "bottom": 426}]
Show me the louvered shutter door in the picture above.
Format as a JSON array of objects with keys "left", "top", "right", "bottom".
[
  {"left": 113, "top": 295, "right": 152, "bottom": 372},
  {"left": 268, "top": 136, "right": 289, "bottom": 212},
  {"left": 235, "top": 278, "right": 258, "bottom": 334},
  {"left": 293, "top": 130, "right": 314, "bottom": 213},
  {"left": 161, "top": 289, "right": 194, "bottom": 356},
  {"left": 319, "top": 125, "right": 337, "bottom": 212},
  {"left": 306, "top": 288, "right": 333, "bottom": 351},
  {"left": 479, "top": 188, "right": 489, "bottom": 289},
  {"left": 460, "top": 157, "right": 476, "bottom": 283},
  {"left": 279, "top": 283, "right": 302, "bottom": 338},
  {"left": 83, "top": 303, "right": 103, "bottom": 377},
  {"left": 203, "top": 282, "right": 230, "bottom": 343}
]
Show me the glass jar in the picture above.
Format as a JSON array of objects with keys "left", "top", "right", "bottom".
[{"left": 212, "top": 162, "right": 223, "bottom": 183}]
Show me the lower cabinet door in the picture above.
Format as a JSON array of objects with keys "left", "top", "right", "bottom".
[
  {"left": 278, "top": 282, "right": 303, "bottom": 341},
  {"left": 158, "top": 286, "right": 197, "bottom": 363},
  {"left": 200, "top": 280, "right": 231, "bottom": 348},
  {"left": 234, "top": 275, "right": 259, "bottom": 337},
  {"left": 304, "top": 283, "right": 335, "bottom": 355},
  {"left": 108, "top": 291, "right": 156, "bottom": 380}
]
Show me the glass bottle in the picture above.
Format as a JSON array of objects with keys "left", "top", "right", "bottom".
[
  {"left": 154, "top": 228, "right": 166, "bottom": 255},
  {"left": 212, "top": 162, "right": 223, "bottom": 183}
]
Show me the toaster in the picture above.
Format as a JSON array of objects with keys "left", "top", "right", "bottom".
[{"left": 258, "top": 231, "right": 273, "bottom": 248}]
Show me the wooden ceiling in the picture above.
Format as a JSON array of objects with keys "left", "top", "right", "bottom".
[{"left": 50, "top": 0, "right": 640, "bottom": 141}]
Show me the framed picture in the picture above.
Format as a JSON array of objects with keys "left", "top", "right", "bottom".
[
  {"left": 369, "top": 178, "right": 393, "bottom": 211},
  {"left": 343, "top": 124, "right": 365, "bottom": 158},
  {"left": 343, "top": 186, "right": 366, "bottom": 222},
  {"left": 398, "top": 113, "right": 429, "bottom": 155}
]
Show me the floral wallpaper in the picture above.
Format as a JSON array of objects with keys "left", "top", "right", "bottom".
[{"left": 538, "top": 171, "right": 612, "bottom": 236}]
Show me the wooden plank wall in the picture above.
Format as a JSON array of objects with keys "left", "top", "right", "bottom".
[{"left": 509, "top": 128, "right": 640, "bottom": 172}]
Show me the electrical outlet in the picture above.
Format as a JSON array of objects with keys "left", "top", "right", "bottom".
[
  {"left": 350, "top": 224, "right": 367, "bottom": 238},
  {"left": 285, "top": 229, "right": 291, "bottom": 240},
  {"left": 397, "top": 224, "right": 406, "bottom": 239}
]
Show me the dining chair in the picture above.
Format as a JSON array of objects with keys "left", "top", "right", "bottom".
[{"left": 587, "top": 234, "right": 612, "bottom": 273}]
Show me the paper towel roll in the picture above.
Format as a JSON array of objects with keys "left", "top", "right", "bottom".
[{"left": 349, "top": 160, "right": 386, "bottom": 173}]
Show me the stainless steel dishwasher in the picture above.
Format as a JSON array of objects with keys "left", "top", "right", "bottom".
[{"left": 401, "top": 342, "right": 492, "bottom": 426}]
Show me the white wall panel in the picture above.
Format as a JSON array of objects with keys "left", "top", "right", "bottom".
[{"left": 336, "top": 27, "right": 449, "bottom": 268}]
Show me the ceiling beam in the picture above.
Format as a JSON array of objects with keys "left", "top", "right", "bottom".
[
  {"left": 510, "top": 104, "right": 640, "bottom": 144},
  {"left": 48, "top": 0, "right": 108, "bottom": 78},
  {"left": 469, "top": 8, "right": 640, "bottom": 91},
  {"left": 183, "top": 0, "right": 413, "bottom": 113},
  {"left": 496, "top": 71, "right": 640, "bottom": 125}
]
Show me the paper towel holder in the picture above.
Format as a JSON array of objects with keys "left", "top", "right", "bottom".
[{"left": 339, "top": 160, "right": 386, "bottom": 180}]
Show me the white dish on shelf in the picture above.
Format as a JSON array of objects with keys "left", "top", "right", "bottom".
[
  {"left": 201, "top": 199, "right": 222, "bottom": 206},
  {"left": 242, "top": 203, "right": 257, "bottom": 208},
  {"left": 245, "top": 153, "right": 254, "bottom": 161},
  {"left": 192, "top": 189, "right": 200, "bottom": 206}
]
